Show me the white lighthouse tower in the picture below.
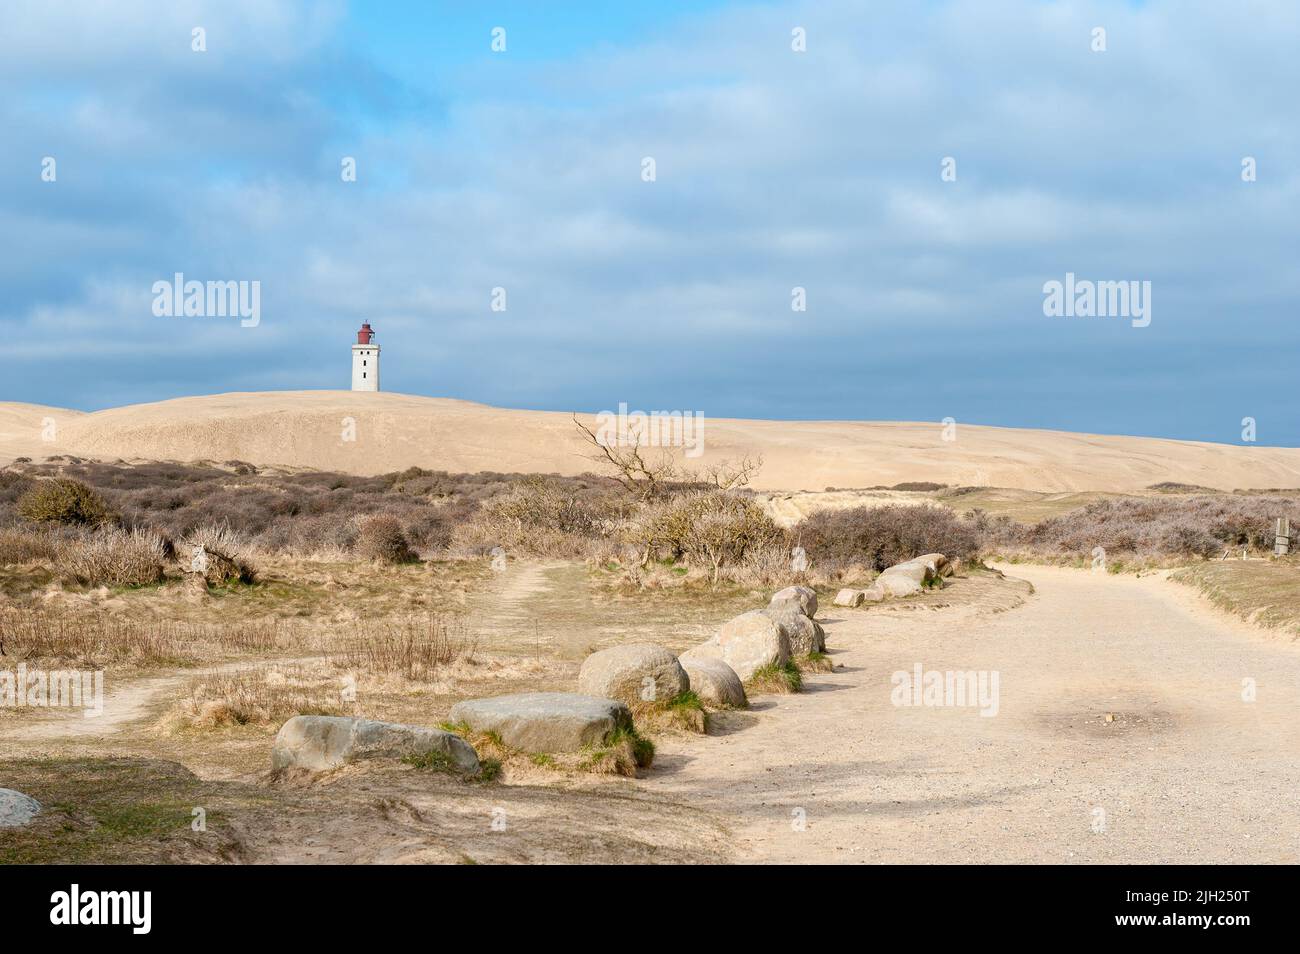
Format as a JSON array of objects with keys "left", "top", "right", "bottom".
[{"left": 351, "top": 322, "right": 380, "bottom": 391}]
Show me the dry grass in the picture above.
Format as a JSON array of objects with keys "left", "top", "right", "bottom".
[
  {"left": 1172, "top": 559, "right": 1300, "bottom": 637},
  {"left": 0, "top": 606, "right": 288, "bottom": 667},
  {"left": 57, "top": 526, "right": 168, "bottom": 587},
  {"left": 330, "top": 614, "right": 476, "bottom": 680},
  {"left": 159, "top": 665, "right": 346, "bottom": 732},
  {"left": 795, "top": 651, "right": 835, "bottom": 674},
  {"left": 437, "top": 720, "right": 655, "bottom": 780},
  {"left": 0, "top": 526, "right": 63, "bottom": 564},
  {"left": 632, "top": 691, "right": 708, "bottom": 734},
  {"left": 746, "top": 661, "right": 803, "bottom": 694}
]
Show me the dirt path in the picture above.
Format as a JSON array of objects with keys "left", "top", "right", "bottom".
[
  {"left": 641, "top": 565, "right": 1300, "bottom": 863},
  {"left": 0, "top": 656, "right": 322, "bottom": 742}
]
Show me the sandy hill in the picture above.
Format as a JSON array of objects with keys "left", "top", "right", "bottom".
[{"left": 2, "top": 390, "right": 1299, "bottom": 494}]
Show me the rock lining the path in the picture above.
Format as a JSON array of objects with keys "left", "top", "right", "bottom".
[
  {"left": 449, "top": 692, "right": 632, "bottom": 753},
  {"left": 578, "top": 643, "right": 689, "bottom": 705},
  {"left": 272, "top": 716, "right": 480, "bottom": 774},
  {"left": 683, "top": 610, "right": 791, "bottom": 681},
  {"left": 770, "top": 585, "right": 818, "bottom": 619},
  {"left": 679, "top": 657, "right": 747, "bottom": 709}
]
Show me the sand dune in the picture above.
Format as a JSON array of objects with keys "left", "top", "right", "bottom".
[{"left": 2, "top": 390, "right": 1298, "bottom": 494}]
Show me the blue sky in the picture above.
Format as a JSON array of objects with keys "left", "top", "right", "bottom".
[{"left": 1, "top": 0, "right": 1297, "bottom": 444}]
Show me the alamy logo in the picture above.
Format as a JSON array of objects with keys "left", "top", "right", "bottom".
[
  {"left": 1, "top": 665, "right": 104, "bottom": 718},
  {"left": 891, "top": 663, "right": 1000, "bottom": 717},
  {"left": 50, "top": 885, "right": 151, "bottom": 934},
  {"left": 594, "top": 402, "right": 705, "bottom": 459},
  {"left": 151, "top": 273, "right": 261, "bottom": 327},
  {"left": 1042, "top": 272, "right": 1151, "bottom": 327}
]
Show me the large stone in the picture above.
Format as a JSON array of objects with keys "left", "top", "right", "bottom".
[
  {"left": 915, "top": 553, "right": 951, "bottom": 577},
  {"left": 679, "top": 657, "right": 747, "bottom": 709},
  {"left": 449, "top": 692, "right": 631, "bottom": 753},
  {"left": 686, "top": 609, "right": 791, "bottom": 681},
  {"left": 763, "top": 603, "right": 826, "bottom": 655},
  {"left": 770, "top": 585, "right": 817, "bottom": 619},
  {"left": 272, "top": 715, "right": 480, "bottom": 774},
  {"left": 833, "top": 588, "right": 865, "bottom": 608},
  {"left": 876, "top": 559, "right": 934, "bottom": 597},
  {"left": 860, "top": 584, "right": 888, "bottom": 602},
  {"left": 0, "top": 789, "right": 41, "bottom": 828},
  {"left": 578, "top": 643, "right": 689, "bottom": 705}
]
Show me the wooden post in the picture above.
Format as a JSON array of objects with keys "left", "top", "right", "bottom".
[{"left": 1275, "top": 517, "right": 1290, "bottom": 557}]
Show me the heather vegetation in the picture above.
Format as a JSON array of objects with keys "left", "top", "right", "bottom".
[
  {"left": 3, "top": 458, "right": 1298, "bottom": 593},
  {"left": 981, "top": 494, "right": 1300, "bottom": 562}
]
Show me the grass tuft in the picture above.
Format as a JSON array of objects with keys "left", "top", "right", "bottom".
[
  {"left": 796, "top": 651, "right": 835, "bottom": 673},
  {"left": 747, "top": 660, "right": 803, "bottom": 694},
  {"left": 581, "top": 725, "right": 655, "bottom": 777}
]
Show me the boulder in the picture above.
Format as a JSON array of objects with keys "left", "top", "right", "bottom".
[
  {"left": 860, "top": 584, "right": 888, "bottom": 602},
  {"left": 833, "top": 588, "right": 865, "bottom": 608},
  {"left": 577, "top": 643, "right": 689, "bottom": 705},
  {"left": 915, "top": 553, "right": 951, "bottom": 577},
  {"left": 449, "top": 692, "right": 632, "bottom": 753},
  {"left": 764, "top": 603, "right": 826, "bottom": 655},
  {"left": 770, "top": 585, "right": 817, "bottom": 619},
  {"left": 685, "top": 610, "right": 791, "bottom": 681},
  {"left": 679, "top": 657, "right": 747, "bottom": 709},
  {"left": 272, "top": 716, "right": 480, "bottom": 774},
  {"left": 0, "top": 789, "right": 41, "bottom": 828},
  {"left": 876, "top": 559, "right": 934, "bottom": 597}
]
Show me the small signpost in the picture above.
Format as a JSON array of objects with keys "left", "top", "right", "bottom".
[{"left": 1275, "top": 517, "right": 1290, "bottom": 557}]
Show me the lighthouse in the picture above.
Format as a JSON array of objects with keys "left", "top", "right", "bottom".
[{"left": 351, "top": 322, "right": 380, "bottom": 391}]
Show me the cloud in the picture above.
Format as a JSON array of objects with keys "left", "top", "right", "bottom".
[{"left": 0, "top": 0, "right": 1297, "bottom": 444}]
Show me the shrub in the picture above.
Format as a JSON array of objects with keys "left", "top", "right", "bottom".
[
  {"left": 794, "top": 503, "right": 980, "bottom": 572},
  {"left": 454, "top": 477, "right": 625, "bottom": 558},
  {"left": 355, "top": 513, "right": 416, "bottom": 564},
  {"left": 0, "top": 526, "right": 63, "bottom": 565},
  {"left": 181, "top": 524, "right": 256, "bottom": 584},
  {"left": 1005, "top": 495, "right": 1300, "bottom": 559},
  {"left": 626, "top": 490, "right": 785, "bottom": 583},
  {"left": 17, "top": 478, "right": 114, "bottom": 527},
  {"left": 57, "top": 527, "right": 168, "bottom": 587}
]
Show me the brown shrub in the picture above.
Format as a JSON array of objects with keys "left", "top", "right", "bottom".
[
  {"left": 57, "top": 527, "right": 168, "bottom": 587},
  {"left": 1000, "top": 495, "right": 1300, "bottom": 558},
  {"left": 624, "top": 490, "right": 785, "bottom": 582},
  {"left": 355, "top": 513, "right": 416, "bottom": 564},
  {"left": 181, "top": 524, "right": 257, "bottom": 583},
  {"left": 794, "top": 503, "right": 980, "bottom": 572},
  {"left": 0, "top": 526, "right": 63, "bottom": 565}
]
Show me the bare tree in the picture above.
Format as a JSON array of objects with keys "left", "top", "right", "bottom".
[
  {"left": 574, "top": 416, "right": 765, "bottom": 499},
  {"left": 573, "top": 415, "right": 680, "bottom": 501},
  {"left": 701, "top": 454, "right": 764, "bottom": 491}
]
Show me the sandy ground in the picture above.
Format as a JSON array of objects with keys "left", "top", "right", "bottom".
[
  {"left": 6, "top": 562, "right": 1300, "bottom": 863},
  {"left": 642, "top": 564, "right": 1300, "bottom": 863},
  {"left": 4, "top": 390, "right": 1299, "bottom": 492}
]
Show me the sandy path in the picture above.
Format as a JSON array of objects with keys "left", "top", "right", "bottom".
[
  {"left": 0, "top": 657, "right": 322, "bottom": 742},
  {"left": 642, "top": 565, "right": 1300, "bottom": 863}
]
